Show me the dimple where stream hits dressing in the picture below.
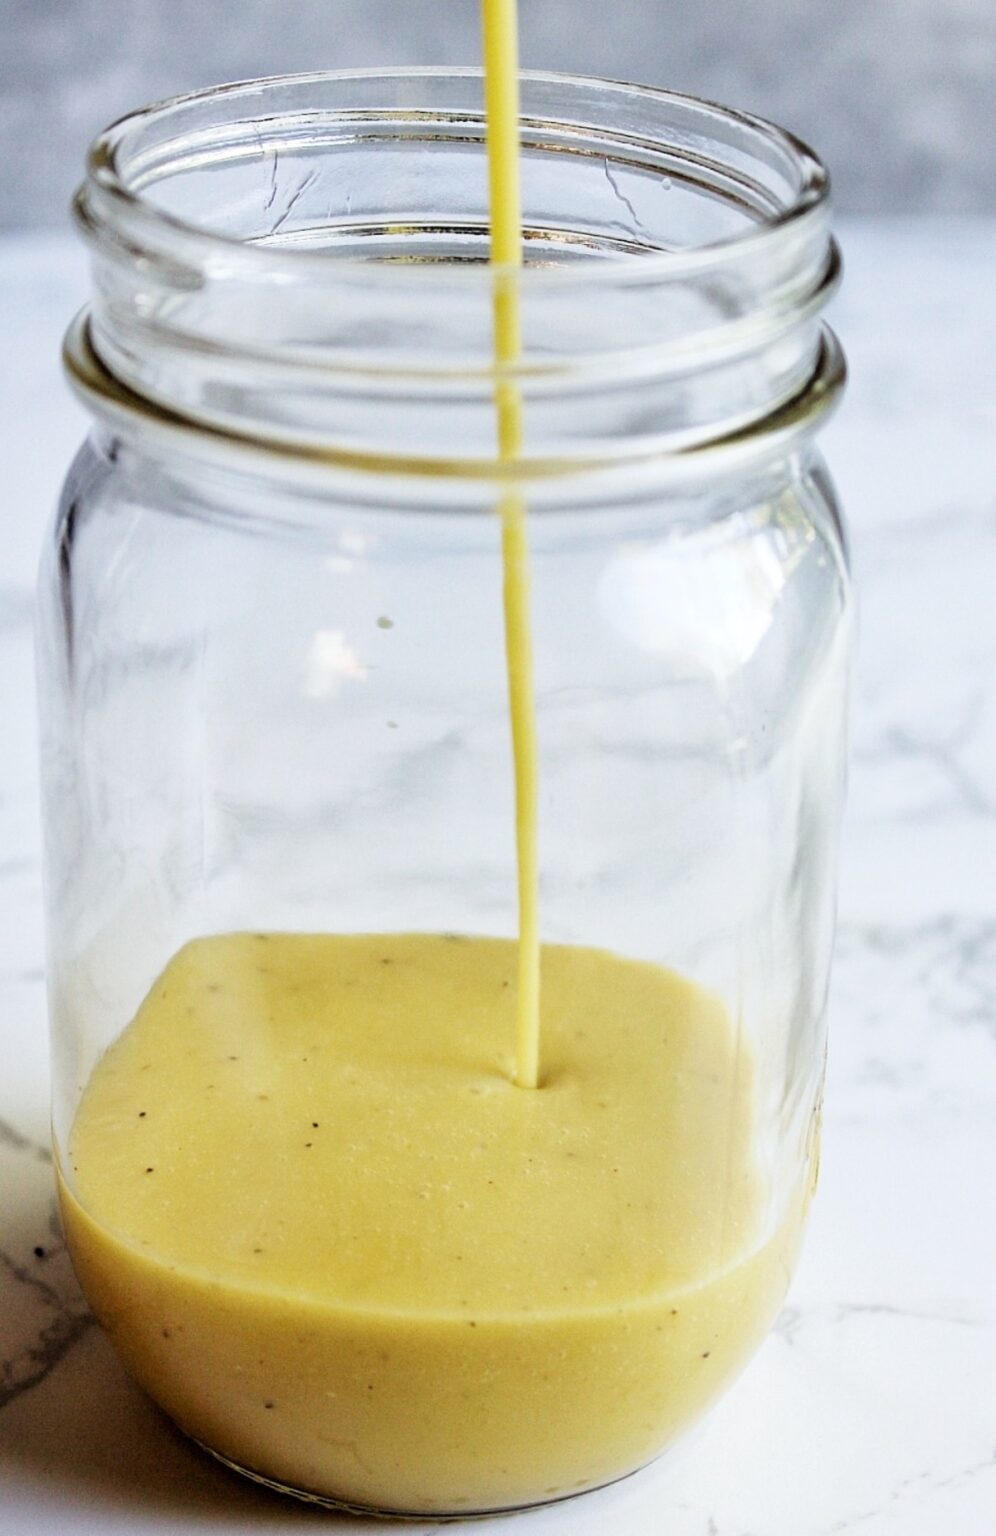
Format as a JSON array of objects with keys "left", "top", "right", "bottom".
[{"left": 57, "top": 1, "right": 803, "bottom": 1517}]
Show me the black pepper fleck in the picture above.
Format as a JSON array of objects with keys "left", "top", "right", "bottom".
[
  {"left": 138, "top": 1110, "right": 146, "bottom": 1118},
  {"left": 312, "top": 1121, "right": 319, "bottom": 1128},
  {"left": 33, "top": 1246, "right": 45, "bottom": 1259},
  {"left": 702, "top": 1351, "right": 711, "bottom": 1359},
  {"left": 264, "top": 1401, "right": 274, "bottom": 1410},
  {"left": 145, "top": 1167, "right": 155, "bottom": 1174}
]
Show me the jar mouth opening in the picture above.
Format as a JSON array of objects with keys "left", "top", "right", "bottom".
[
  {"left": 73, "top": 68, "right": 839, "bottom": 470},
  {"left": 82, "top": 66, "right": 829, "bottom": 287}
]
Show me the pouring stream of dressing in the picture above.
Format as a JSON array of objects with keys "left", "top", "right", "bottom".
[{"left": 482, "top": 0, "right": 541, "bottom": 1089}]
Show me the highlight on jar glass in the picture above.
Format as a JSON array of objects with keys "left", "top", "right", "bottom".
[{"left": 38, "top": 64, "right": 851, "bottom": 1520}]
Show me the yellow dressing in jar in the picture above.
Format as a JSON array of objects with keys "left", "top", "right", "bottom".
[{"left": 59, "top": 933, "right": 801, "bottom": 1514}]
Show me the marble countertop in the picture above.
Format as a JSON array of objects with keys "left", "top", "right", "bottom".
[{"left": 1, "top": 219, "right": 994, "bottom": 1535}]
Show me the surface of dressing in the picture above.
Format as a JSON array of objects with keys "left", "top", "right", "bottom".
[{"left": 61, "top": 933, "right": 801, "bottom": 1514}]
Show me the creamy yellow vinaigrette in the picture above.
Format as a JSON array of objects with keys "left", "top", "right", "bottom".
[
  {"left": 482, "top": 0, "right": 541, "bottom": 1088},
  {"left": 60, "top": 933, "right": 801, "bottom": 1514}
]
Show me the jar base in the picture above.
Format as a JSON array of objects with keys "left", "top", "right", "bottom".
[{"left": 191, "top": 1435, "right": 663, "bottom": 1522}]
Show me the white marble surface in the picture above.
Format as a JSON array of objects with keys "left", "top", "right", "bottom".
[{"left": 1, "top": 219, "right": 995, "bottom": 1534}]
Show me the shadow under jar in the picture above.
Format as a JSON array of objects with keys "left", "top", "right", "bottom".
[{"left": 38, "top": 69, "right": 852, "bottom": 1518}]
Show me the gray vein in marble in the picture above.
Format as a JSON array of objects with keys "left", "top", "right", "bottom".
[
  {"left": 0, "top": 1118, "right": 51, "bottom": 1164},
  {"left": 0, "top": 1244, "right": 66, "bottom": 1313},
  {"left": 772, "top": 1306, "right": 804, "bottom": 1347},
  {"left": 774, "top": 1299, "right": 989, "bottom": 1355},
  {"left": 833, "top": 1301, "right": 989, "bottom": 1330},
  {"left": 0, "top": 1212, "right": 95, "bottom": 1414},
  {"left": 823, "top": 1453, "right": 996, "bottom": 1535},
  {"left": 836, "top": 918, "right": 996, "bottom": 1037},
  {"left": 858, "top": 692, "right": 996, "bottom": 820},
  {"left": 933, "top": 1451, "right": 996, "bottom": 1494},
  {"left": 0, "top": 1296, "right": 95, "bottom": 1412}
]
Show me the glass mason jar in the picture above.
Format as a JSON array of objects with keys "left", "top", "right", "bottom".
[{"left": 38, "top": 70, "right": 851, "bottom": 1518}]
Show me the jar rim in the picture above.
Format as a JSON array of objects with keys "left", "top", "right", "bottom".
[
  {"left": 81, "top": 66, "right": 829, "bottom": 287},
  {"left": 64, "top": 307, "right": 845, "bottom": 493},
  {"left": 73, "top": 68, "right": 840, "bottom": 471}
]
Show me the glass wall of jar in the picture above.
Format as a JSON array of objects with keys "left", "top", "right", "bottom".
[{"left": 38, "top": 71, "right": 851, "bottom": 1517}]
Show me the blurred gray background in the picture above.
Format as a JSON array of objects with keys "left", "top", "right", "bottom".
[{"left": 4, "top": 0, "right": 995, "bottom": 230}]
